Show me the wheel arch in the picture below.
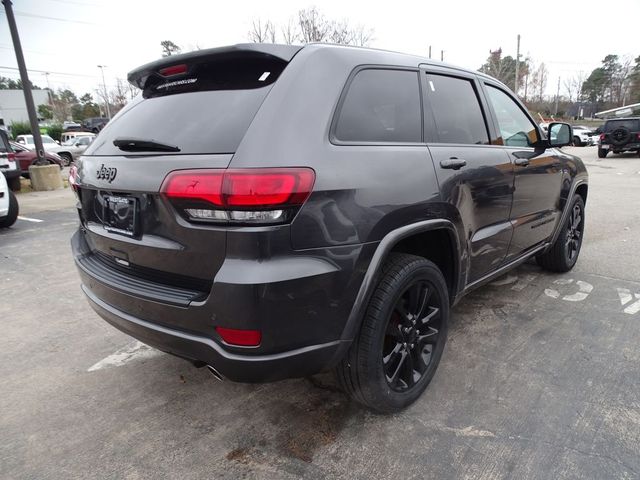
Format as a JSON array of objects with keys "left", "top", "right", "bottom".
[{"left": 338, "top": 219, "right": 461, "bottom": 347}]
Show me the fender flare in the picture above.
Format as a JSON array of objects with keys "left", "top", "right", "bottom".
[
  {"left": 336, "top": 219, "right": 461, "bottom": 350},
  {"left": 548, "top": 177, "right": 588, "bottom": 247}
]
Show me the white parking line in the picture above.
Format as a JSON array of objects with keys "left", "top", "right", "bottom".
[
  {"left": 88, "top": 341, "right": 162, "bottom": 372},
  {"left": 17, "top": 216, "right": 43, "bottom": 223}
]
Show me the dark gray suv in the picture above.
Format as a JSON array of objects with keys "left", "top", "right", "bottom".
[{"left": 71, "top": 43, "right": 588, "bottom": 412}]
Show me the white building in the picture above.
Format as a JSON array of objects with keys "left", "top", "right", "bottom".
[{"left": 0, "top": 89, "right": 50, "bottom": 127}]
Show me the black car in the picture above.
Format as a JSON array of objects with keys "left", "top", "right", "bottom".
[
  {"left": 82, "top": 117, "right": 109, "bottom": 133},
  {"left": 597, "top": 117, "right": 640, "bottom": 158},
  {"left": 71, "top": 44, "right": 588, "bottom": 413}
]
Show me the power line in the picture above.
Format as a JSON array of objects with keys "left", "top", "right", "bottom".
[
  {"left": 45, "top": 0, "right": 104, "bottom": 6},
  {"left": 0, "top": 9, "right": 98, "bottom": 25},
  {"left": 0, "top": 65, "right": 99, "bottom": 78}
]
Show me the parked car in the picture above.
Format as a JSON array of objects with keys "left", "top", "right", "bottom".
[
  {"left": 82, "top": 117, "right": 109, "bottom": 133},
  {"left": 571, "top": 125, "right": 594, "bottom": 146},
  {"left": 71, "top": 44, "right": 588, "bottom": 413},
  {"left": 60, "top": 131, "right": 95, "bottom": 144},
  {"left": 63, "top": 120, "right": 82, "bottom": 130},
  {"left": 14, "top": 134, "right": 60, "bottom": 151},
  {"left": 49, "top": 135, "right": 95, "bottom": 166},
  {"left": 597, "top": 118, "right": 640, "bottom": 158},
  {"left": 0, "top": 169, "right": 18, "bottom": 228},
  {"left": 0, "top": 129, "right": 21, "bottom": 191},
  {"left": 10, "top": 141, "right": 63, "bottom": 177}
]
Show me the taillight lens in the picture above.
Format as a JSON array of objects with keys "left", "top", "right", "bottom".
[
  {"left": 161, "top": 168, "right": 315, "bottom": 224},
  {"left": 7, "top": 152, "right": 15, "bottom": 162},
  {"left": 599, "top": 133, "right": 605, "bottom": 141}
]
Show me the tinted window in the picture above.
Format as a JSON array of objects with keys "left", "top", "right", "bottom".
[
  {"left": 485, "top": 85, "right": 538, "bottom": 147},
  {"left": 604, "top": 119, "right": 640, "bottom": 132},
  {"left": 334, "top": 69, "right": 422, "bottom": 143},
  {"left": 426, "top": 74, "right": 489, "bottom": 145}
]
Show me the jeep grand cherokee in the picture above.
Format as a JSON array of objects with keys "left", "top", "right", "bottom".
[{"left": 71, "top": 43, "right": 588, "bottom": 413}]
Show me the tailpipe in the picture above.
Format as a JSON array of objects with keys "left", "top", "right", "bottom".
[{"left": 206, "top": 365, "right": 225, "bottom": 381}]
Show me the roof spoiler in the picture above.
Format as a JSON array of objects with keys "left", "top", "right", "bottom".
[{"left": 127, "top": 43, "right": 303, "bottom": 90}]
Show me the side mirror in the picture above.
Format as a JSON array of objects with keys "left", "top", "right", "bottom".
[{"left": 548, "top": 122, "right": 572, "bottom": 147}]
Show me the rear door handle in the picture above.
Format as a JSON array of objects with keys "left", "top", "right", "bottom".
[{"left": 440, "top": 157, "right": 467, "bottom": 170}]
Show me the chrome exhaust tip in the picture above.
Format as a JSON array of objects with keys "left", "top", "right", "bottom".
[{"left": 206, "top": 365, "right": 225, "bottom": 381}]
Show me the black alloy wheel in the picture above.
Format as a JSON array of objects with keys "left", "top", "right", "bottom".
[
  {"left": 565, "top": 202, "right": 583, "bottom": 263},
  {"left": 383, "top": 280, "right": 443, "bottom": 392}
]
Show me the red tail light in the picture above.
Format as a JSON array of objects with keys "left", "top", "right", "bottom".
[
  {"left": 215, "top": 327, "right": 261, "bottom": 347},
  {"left": 159, "top": 64, "right": 187, "bottom": 76},
  {"left": 161, "top": 168, "right": 315, "bottom": 224},
  {"left": 7, "top": 152, "right": 15, "bottom": 162},
  {"left": 599, "top": 133, "right": 605, "bottom": 141},
  {"left": 637, "top": 133, "right": 640, "bottom": 140},
  {"left": 69, "top": 164, "right": 78, "bottom": 191}
]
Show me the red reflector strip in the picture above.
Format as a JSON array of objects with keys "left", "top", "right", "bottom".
[
  {"left": 159, "top": 64, "right": 188, "bottom": 76},
  {"left": 215, "top": 327, "right": 262, "bottom": 346}
]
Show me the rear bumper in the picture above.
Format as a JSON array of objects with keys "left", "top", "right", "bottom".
[
  {"left": 601, "top": 142, "right": 640, "bottom": 151},
  {"left": 82, "top": 285, "right": 344, "bottom": 382}
]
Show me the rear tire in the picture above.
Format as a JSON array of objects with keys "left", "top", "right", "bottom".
[
  {"left": 335, "top": 253, "right": 449, "bottom": 413},
  {"left": 573, "top": 136, "right": 582, "bottom": 146},
  {"left": 59, "top": 153, "right": 72, "bottom": 167},
  {"left": 537, "top": 194, "right": 585, "bottom": 273},
  {"left": 0, "top": 190, "right": 19, "bottom": 228},
  {"left": 597, "top": 147, "right": 608, "bottom": 158}
]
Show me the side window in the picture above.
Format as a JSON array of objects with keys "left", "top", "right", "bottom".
[
  {"left": 485, "top": 85, "right": 538, "bottom": 147},
  {"left": 334, "top": 69, "right": 422, "bottom": 143},
  {"left": 426, "top": 74, "right": 489, "bottom": 145}
]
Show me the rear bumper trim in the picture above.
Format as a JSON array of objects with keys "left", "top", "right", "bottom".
[{"left": 82, "top": 284, "right": 344, "bottom": 382}]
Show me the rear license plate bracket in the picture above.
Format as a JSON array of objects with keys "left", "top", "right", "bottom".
[{"left": 102, "top": 194, "right": 139, "bottom": 237}]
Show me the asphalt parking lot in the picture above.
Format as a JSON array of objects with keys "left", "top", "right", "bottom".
[{"left": 1, "top": 147, "right": 639, "bottom": 479}]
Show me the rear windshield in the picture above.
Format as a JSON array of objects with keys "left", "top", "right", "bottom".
[
  {"left": 86, "top": 55, "right": 287, "bottom": 156},
  {"left": 605, "top": 119, "right": 640, "bottom": 132}
]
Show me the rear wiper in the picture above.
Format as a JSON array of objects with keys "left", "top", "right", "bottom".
[{"left": 113, "top": 137, "right": 180, "bottom": 152}]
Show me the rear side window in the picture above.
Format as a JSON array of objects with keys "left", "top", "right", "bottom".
[
  {"left": 333, "top": 69, "right": 422, "bottom": 143},
  {"left": 86, "top": 55, "right": 288, "bottom": 156},
  {"left": 426, "top": 74, "right": 489, "bottom": 145}
]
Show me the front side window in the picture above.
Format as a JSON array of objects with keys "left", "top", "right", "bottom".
[
  {"left": 426, "top": 74, "right": 489, "bottom": 145},
  {"left": 485, "top": 85, "right": 538, "bottom": 147},
  {"left": 334, "top": 69, "right": 422, "bottom": 143}
]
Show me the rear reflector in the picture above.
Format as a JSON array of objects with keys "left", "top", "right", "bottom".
[
  {"left": 215, "top": 327, "right": 261, "bottom": 347},
  {"left": 161, "top": 168, "right": 315, "bottom": 224}
]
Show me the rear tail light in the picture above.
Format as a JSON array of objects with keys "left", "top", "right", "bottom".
[
  {"left": 161, "top": 168, "right": 315, "bottom": 225},
  {"left": 7, "top": 152, "right": 15, "bottom": 162},
  {"left": 599, "top": 133, "right": 605, "bottom": 141},
  {"left": 636, "top": 133, "right": 640, "bottom": 140},
  {"left": 69, "top": 164, "right": 80, "bottom": 196},
  {"left": 215, "top": 327, "right": 262, "bottom": 347}
]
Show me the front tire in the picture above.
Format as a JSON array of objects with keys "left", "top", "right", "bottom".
[
  {"left": 597, "top": 147, "right": 608, "bottom": 158},
  {"left": 537, "top": 194, "right": 585, "bottom": 272},
  {"left": 336, "top": 253, "right": 449, "bottom": 413},
  {"left": 573, "top": 136, "right": 582, "bottom": 146},
  {"left": 0, "top": 190, "right": 19, "bottom": 228}
]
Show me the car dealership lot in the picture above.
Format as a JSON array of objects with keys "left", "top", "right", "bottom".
[{"left": 1, "top": 147, "right": 639, "bottom": 479}]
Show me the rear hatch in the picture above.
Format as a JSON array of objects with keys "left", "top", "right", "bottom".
[{"left": 75, "top": 44, "right": 301, "bottom": 303}]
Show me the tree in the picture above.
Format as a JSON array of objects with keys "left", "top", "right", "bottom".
[
  {"left": 161, "top": 40, "right": 181, "bottom": 57},
  {"left": 479, "top": 48, "right": 529, "bottom": 95},
  {"left": 0, "top": 76, "right": 40, "bottom": 90},
  {"left": 563, "top": 72, "right": 586, "bottom": 103},
  {"left": 582, "top": 55, "right": 635, "bottom": 107},
  {"left": 247, "top": 7, "right": 373, "bottom": 47},
  {"left": 629, "top": 55, "right": 640, "bottom": 104},
  {"left": 37, "top": 104, "right": 53, "bottom": 120}
]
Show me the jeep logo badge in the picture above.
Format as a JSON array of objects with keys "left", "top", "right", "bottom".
[{"left": 96, "top": 164, "right": 117, "bottom": 183}]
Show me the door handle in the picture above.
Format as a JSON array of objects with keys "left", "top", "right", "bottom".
[
  {"left": 440, "top": 157, "right": 467, "bottom": 170},
  {"left": 514, "top": 157, "right": 530, "bottom": 167}
]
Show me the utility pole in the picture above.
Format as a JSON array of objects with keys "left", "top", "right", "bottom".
[
  {"left": 2, "top": 0, "right": 46, "bottom": 164},
  {"left": 514, "top": 34, "right": 520, "bottom": 95},
  {"left": 43, "top": 71, "right": 53, "bottom": 105},
  {"left": 97, "top": 64, "right": 111, "bottom": 119},
  {"left": 440, "top": 50, "right": 444, "bottom": 62},
  {"left": 554, "top": 76, "right": 561, "bottom": 116},
  {"left": 428, "top": 45, "right": 431, "bottom": 59}
]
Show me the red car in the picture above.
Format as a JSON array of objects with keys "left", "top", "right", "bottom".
[{"left": 10, "top": 141, "right": 64, "bottom": 177}]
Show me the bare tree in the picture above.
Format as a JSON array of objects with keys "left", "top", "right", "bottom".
[
  {"left": 281, "top": 18, "right": 299, "bottom": 45},
  {"left": 248, "top": 19, "right": 276, "bottom": 43},
  {"left": 351, "top": 25, "right": 374, "bottom": 47},
  {"left": 160, "top": 40, "right": 181, "bottom": 57},
  {"left": 297, "top": 7, "right": 331, "bottom": 43}
]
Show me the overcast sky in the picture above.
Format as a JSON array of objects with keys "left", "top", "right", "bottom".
[{"left": 1, "top": 0, "right": 639, "bottom": 98}]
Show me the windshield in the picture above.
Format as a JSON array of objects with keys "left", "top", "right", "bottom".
[{"left": 605, "top": 119, "right": 640, "bottom": 132}]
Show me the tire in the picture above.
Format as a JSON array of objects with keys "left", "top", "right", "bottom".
[
  {"left": 537, "top": 194, "right": 585, "bottom": 273},
  {"left": 573, "top": 136, "right": 582, "bottom": 147},
  {"left": 0, "top": 190, "right": 19, "bottom": 228},
  {"left": 58, "top": 153, "right": 72, "bottom": 167},
  {"left": 8, "top": 175, "right": 21, "bottom": 192},
  {"left": 597, "top": 147, "right": 608, "bottom": 158},
  {"left": 335, "top": 253, "right": 449, "bottom": 413}
]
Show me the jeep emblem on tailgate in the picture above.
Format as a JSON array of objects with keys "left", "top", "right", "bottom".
[{"left": 96, "top": 164, "right": 117, "bottom": 183}]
